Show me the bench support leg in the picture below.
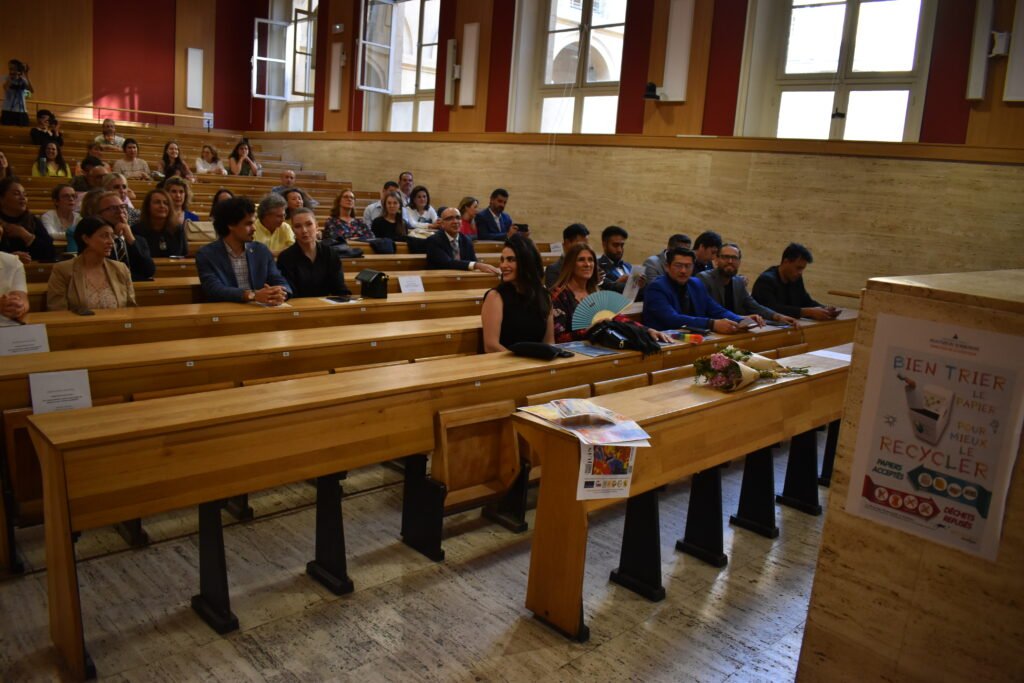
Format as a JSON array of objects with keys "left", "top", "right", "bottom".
[
  {"left": 223, "top": 494, "right": 254, "bottom": 522},
  {"left": 190, "top": 500, "right": 238, "bottom": 634},
  {"left": 306, "top": 473, "right": 354, "bottom": 595},
  {"left": 0, "top": 454, "right": 23, "bottom": 574},
  {"left": 818, "top": 420, "right": 840, "bottom": 487},
  {"left": 114, "top": 518, "right": 149, "bottom": 548},
  {"left": 776, "top": 430, "right": 823, "bottom": 515},
  {"left": 610, "top": 488, "right": 665, "bottom": 601},
  {"left": 400, "top": 454, "right": 447, "bottom": 561},
  {"left": 676, "top": 467, "right": 728, "bottom": 567},
  {"left": 729, "top": 447, "right": 780, "bottom": 538},
  {"left": 482, "top": 457, "right": 530, "bottom": 533}
]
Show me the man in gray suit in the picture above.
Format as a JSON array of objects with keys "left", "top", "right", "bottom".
[{"left": 697, "top": 243, "right": 798, "bottom": 326}]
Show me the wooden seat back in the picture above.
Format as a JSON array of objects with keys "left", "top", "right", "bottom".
[
  {"left": 650, "top": 366, "right": 696, "bottom": 384},
  {"left": 592, "top": 373, "right": 650, "bottom": 396},
  {"left": 434, "top": 400, "right": 518, "bottom": 512}
]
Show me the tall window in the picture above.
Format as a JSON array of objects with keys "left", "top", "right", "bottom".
[
  {"left": 258, "top": 0, "right": 319, "bottom": 132},
  {"left": 358, "top": 0, "right": 439, "bottom": 132},
  {"left": 739, "top": 0, "right": 935, "bottom": 142},
  {"left": 538, "top": 0, "right": 626, "bottom": 134}
]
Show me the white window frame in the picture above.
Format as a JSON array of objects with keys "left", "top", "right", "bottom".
[
  {"left": 736, "top": 0, "right": 937, "bottom": 142},
  {"left": 533, "top": 0, "right": 626, "bottom": 133},
  {"left": 386, "top": 0, "right": 438, "bottom": 132},
  {"left": 292, "top": 6, "right": 317, "bottom": 98},
  {"left": 252, "top": 18, "right": 291, "bottom": 101}
]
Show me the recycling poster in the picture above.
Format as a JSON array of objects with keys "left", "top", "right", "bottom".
[{"left": 845, "top": 313, "right": 1024, "bottom": 561}]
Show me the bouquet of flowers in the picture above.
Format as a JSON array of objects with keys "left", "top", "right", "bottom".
[{"left": 693, "top": 346, "right": 809, "bottom": 392}]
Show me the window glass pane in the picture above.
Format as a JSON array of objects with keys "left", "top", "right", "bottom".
[
  {"left": 422, "top": 0, "right": 441, "bottom": 44},
  {"left": 541, "top": 97, "right": 575, "bottom": 133},
  {"left": 843, "top": 89, "right": 908, "bottom": 141},
  {"left": 390, "top": 101, "right": 414, "bottom": 131},
  {"left": 580, "top": 96, "right": 618, "bottom": 134},
  {"left": 394, "top": 3, "right": 417, "bottom": 95},
  {"left": 549, "top": 0, "right": 582, "bottom": 31},
  {"left": 587, "top": 23, "right": 624, "bottom": 82},
  {"left": 852, "top": 0, "right": 921, "bottom": 72},
  {"left": 364, "top": 1, "right": 393, "bottom": 45},
  {"left": 294, "top": 53, "right": 311, "bottom": 94},
  {"left": 776, "top": 90, "right": 834, "bottom": 139},
  {"left": 417, "top": 100, "right": 435, "bottom": 132},
  {"left": 785, "top": 3, "right": 846, "bottom": 74},
  {"left": 591, "top": 0, "right": 627, "bottom": 26},
  {"left": 545, "top": 31, "right": 580, "bottom": 84},
  {"left": 419, "top": 44, "right": 437, "bottom": 91}
]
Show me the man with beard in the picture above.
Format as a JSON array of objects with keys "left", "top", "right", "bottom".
[{"left": 697, "top": 243, "right": 798, "bottom": 326}]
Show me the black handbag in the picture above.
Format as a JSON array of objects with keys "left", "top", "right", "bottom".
[
  {"left": 509, "top": 342, "right": 574, "bottom": 360},
  {"left": 587, "top": 320, "right": 661, "bottom": 357},
  {"left": 356, "top": 269, "right": 389, "bottom": 299}
]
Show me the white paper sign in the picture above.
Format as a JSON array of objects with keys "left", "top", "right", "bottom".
[
  {"left": 398, "top": 275, "right": 425, "bottom": 293},
  {"left": 622, "top": 268, "right": 645, "bottom": 303},
  {"left": 549, "top": 242, "right": 563, "bottom": 255},
  {"left": 844, "top": 313, "right": 1024, "bottom": 561},
  {"left": 29, "top": 370, "right": 93, "bottom": 415},
  {"left": 0, "top": 323, "right": 49, "bottom": 355},
  {"left": 577, "top": 443, "right": 637, "bottom": 500}
]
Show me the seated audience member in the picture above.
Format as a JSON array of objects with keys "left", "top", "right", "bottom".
[
  {"left": 132, "top": 189, "right": 187, "bottom": 258},
  {"left": 71, "top": 156, "right": 109, "bottom": 196},
  {"left": 112, "top": 138, "right": 151, "bottom": 180},
  {"left": 0, "top": 250, "right": 29, "bottom": 321},
  {"left": 362, "top": 180, "right": 400, "bottom": 224},
  {"left": 697, "top": 243, "right": 798, "bottom": 326},
  {"left": 253, "top": 193, "right": 295, "bottom": 251},
  {"left": 103, "top": 172, "right": 140, "bottom": 223},
  {"left": 195, "top": 144, "right": 227, "bottom": 176},
  {"left": 425, "top": 207, "right": 501, "bottom": 273},
  {"left": 370, "top": 191, "right": 409, "bottom": 243},
  {"left": 0, "top": 178, "right": 54, "bottom": 262},
  {"left": 598, "top": 225, "right": 642, "bottom": 293},
  {"left": 40, "top": 183, "right": 81, "bottom": 244},
  {"left": 752, "top": 242, "right": 840, "bottom": 321},
  {"left": 30, "top": 109, "right": 63, "bottom": 147},
  {"left": 550, "top": 243, "right": 670, "bottom": 344},
  {"left": 692, "top": 230, "right": 722, "bottom": 274},
  {"left": 282, "top": 188, "right": 305, "bottom": 221},
  {"left": 85, "top": 190, "right": 155, "bottom": 281},
  {"left": 163, "top": 176, "right": 199, "bottom": 222},
  {"left": 94, "top": 118, "right": 125, "bottom": 149},
  {"left": 0, "top": 150, "right": 13, "bottom": 178},
  {"left": 271, "top": 169, "right": 317, "bottom": 208},
  {"left": 458, "top": 196, "right": 479, "bottom": 238},
  {"left": 158, "top": 141, "right": 195, "bottom": 181},
  {"left": 196, "top": 196, "right": 291, "bottom": 304},
  {"left": 276, "top": 208, "right": 351, "bottom": 299},
  {"left": 406, "top": 185, "right": 439, "bottom": 230},
  {"left": 47, "top": 217, "right": 136, "bottom": 311},
  {"left": 398, "top": 170, "right": 415, "bottom": 205},
  {"left": 32, "top": 142, "right": 71, "bottom": 177},
  {"left": 227, "top": 140, "right": 261, "bottom": 177},
  {"left": 642, "top": 247, "right": 746, "bottom": 333},
  {"left": 481, "top": 234, "right": 554, "bottom": 352},
  {"left": 544, "top": 223, "right": 589, "bottom": 287},
  {"left": 209, "top": 188, "right": 235, "bottom": 218},
  {"left": 324, "top": 189, "right": 374, "bottom": 243},
  {"left": 475, "top": 188, "right": 514, "bottom": 241},
  {"left": 643, "top": 233, "right": 691, "bottom": 283}
]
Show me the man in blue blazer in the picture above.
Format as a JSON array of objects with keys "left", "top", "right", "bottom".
[
  {"left": 425, "top": 207, "right": 501, "bottom": 273},
  {"left": 474, "top": 188, "right": 516, "bottom": 241},
  {"left": 642, "top": 247, "right": 749, "bottom": 334},
  {"left": 195, "top": 196, "right": 292, "bottom": 304}
]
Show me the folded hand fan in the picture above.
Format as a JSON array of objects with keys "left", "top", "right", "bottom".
[{"left": 571, "top": 290, "right": 631, "bottom": 331}]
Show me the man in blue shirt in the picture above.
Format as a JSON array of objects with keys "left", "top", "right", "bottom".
[
  {"left": 475, "top": 188, "right": 515, "bottom": 241},
  {"left": 642, "top": 247, "right": 747, "bottom": 334}
]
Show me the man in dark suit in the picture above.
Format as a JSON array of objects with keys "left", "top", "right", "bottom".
[
  {"left": 195, "top": 196, "right": 292, "bottom": 304},
  {"left": 697, "top": 243, "right": 798, "bottom": 326},
  {"left": 425, "top": 207, "right": 501, "bottom": 273}
]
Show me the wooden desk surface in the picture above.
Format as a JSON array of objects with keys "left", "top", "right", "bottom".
[{"left": 25, "top": 290, "right": 489, "bottom": 350}]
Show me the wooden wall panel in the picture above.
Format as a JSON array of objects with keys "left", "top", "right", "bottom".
[
  {"left": 174, "top": 0, "right": 217, "bottom": 128},
  {"left": 1, "top": 0, "right": 94, "bottom": 117},
  {"left": 642, "top": 0, "right": 713, "bottom": 136},
  {"left": 322, "top": 0, "right": 356, "bottom": 133},
  {"left": 966, "top": 0, "right": 1024, "bottom": 148},
  {"left": 264, "top": 138, "right": 1024, "bottom": 299},
  {"left": 447, "top": 0, "right": 494, "bottom": 133}
]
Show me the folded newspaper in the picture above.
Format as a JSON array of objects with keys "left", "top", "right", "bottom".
[{"left": 518, "top": 398, "right": 651, "bottom": 446}]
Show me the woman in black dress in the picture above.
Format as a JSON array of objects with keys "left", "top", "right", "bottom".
[
  {"left": 370, "top": 191, "right": 409, "bottom": 243},
  {"left": 481, "top": 234, "right": 553, "bottom": 352}
]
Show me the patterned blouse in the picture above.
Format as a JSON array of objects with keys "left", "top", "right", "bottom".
[
  {"left": 324, "top": 215, "right": 374, "bottom": 242},
  {"left": 550, "top": 285, "right": 639, "bottom": 344}
]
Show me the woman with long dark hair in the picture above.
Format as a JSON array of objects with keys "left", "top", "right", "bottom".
[
  {"left": 370, "top": 191, "right": 409, "bottom": 242},
  {"left": 158, "top": 140, "right": 195, "bottom": 181},
  {"left": 132, "top": 189, "right": 188, "bottom": 257},
  {"left": 227, "top": 140, "right": 261, "bottom": 176},
  {"left": 32, "top": 142, "right": 71, "bottom": 177},
  {"left": 481, "top": 234, "right": 554, "bottom": 352}
]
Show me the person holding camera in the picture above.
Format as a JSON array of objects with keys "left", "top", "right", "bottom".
[
  {"left": 2, "top": 59, "right": 34, "bottom": 126},
  {"left": 31, "top": 109, "right": 63, "bottom": 147}
]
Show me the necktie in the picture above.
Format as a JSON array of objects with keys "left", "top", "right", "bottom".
[
  {"left": 114, "top": 236, "right": 128, "bottom": 264},
  {"left": 452, "top": 237, "right": 460, "bottom": 260}
]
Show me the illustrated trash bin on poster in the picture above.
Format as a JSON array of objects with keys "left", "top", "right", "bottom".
[{"left": 845, "top": 313, "right": 1024, "bottom": 561}]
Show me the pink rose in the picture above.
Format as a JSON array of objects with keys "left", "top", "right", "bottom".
[
  {"left": 710, "top": 354, "right": 730, "bottom": 371},
  {"left": 709, "top": 374, "right": 729, "bottom": 388}
]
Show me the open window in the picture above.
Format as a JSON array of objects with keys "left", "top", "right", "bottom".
[{"left": 258, "top": 0, "right": 319, "bottom": 132}]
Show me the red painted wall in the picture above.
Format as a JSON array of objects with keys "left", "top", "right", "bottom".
[
  {"left": 919, "top": 0, "right": 974, "bottom": 144},
  {"left": 485, "top": 0, "right": 516, "bottom": 133},
  {"left": 92, "top": 1, "right": 176, "bottom": 125},
  {"left": 214, "top": 0, "right": 269, "bottom": 131},
  {"left": 616, "top": 0, "right": 655, "bottom": 134},
  {"left": 701, "top": 0, "right": 747, "bottom": 136}
]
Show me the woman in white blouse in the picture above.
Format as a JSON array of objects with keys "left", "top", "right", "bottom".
[
  {"left": 195, "top": 144, "right": 227, "bottom": 175},
  {"left": 406, "top": 185, "right": 439, "bottom": 230},
  {"left": 40, "top": 183, "right": 81, "bottom": 244}
]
